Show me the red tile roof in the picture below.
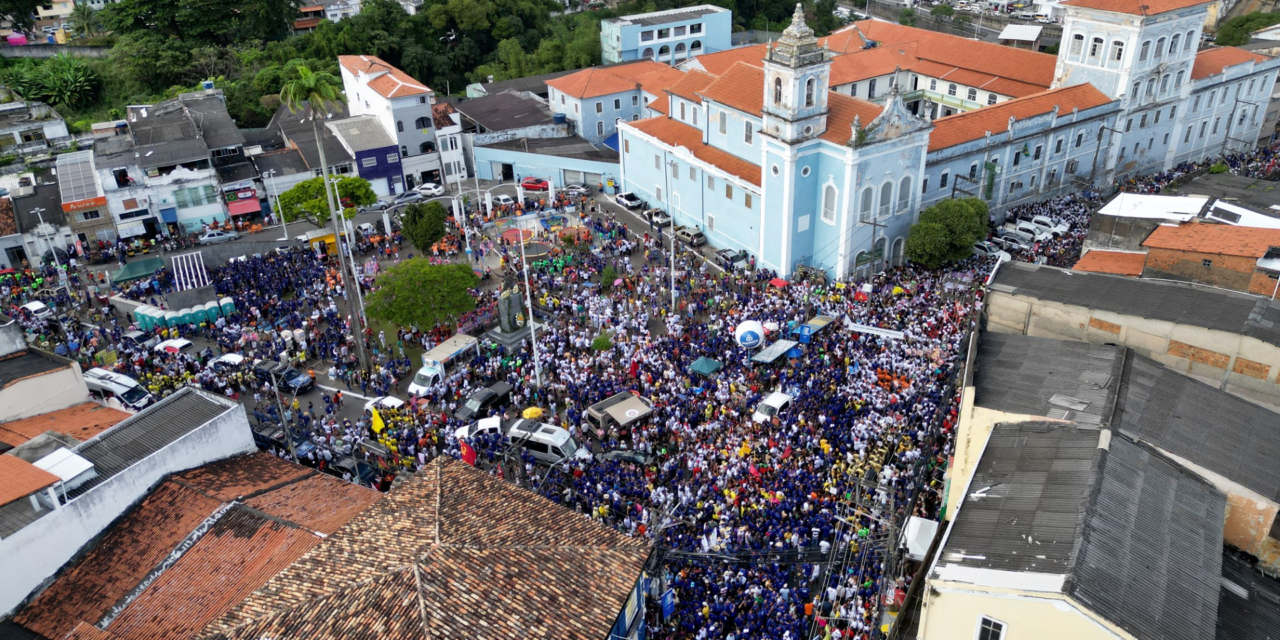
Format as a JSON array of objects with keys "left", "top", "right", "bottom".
[
  {"left": 243, "top": 473, "right": 380, "bottom": 534},
  {"left": 698, "top": 61, "right": 765, "bottom": 115},
  {"left": 667, "top": 69, "right": 716, "bottom": 104},
  {"left": 105, "top": 507, "right": 324, "bottom": 640},
  {"left": 603, "top": 59, "right": 670, "bottom": 80},
  {"left": 830, "top": 44, "right": 918, "bottom": 87},
  {"left": 431, "top": 102, "right": 457, "bottom": 130},
  {"left": 202, "top": 458, "right": 649, "bottom": 640},
  {"left": 1142, "top": 222, "right": 1280, "bottom": 257},
  {"left": 821, "top": 27, "right": 871, "bottom": 54},
  {"left": 627, "top": 117, "right": 763, "bottom": 187},
  {"left": 292, "top": 17, "right": 322, "bottom": 30},
  {"left": 0, "top": 454, "right": 59, "bottom": 506},
  {"left": 337, "top": 55, "right": 430, "bottom": 99},
  {"left": 1191, "top": 47, "right": 1272, "bottom": 80},
  {"left": 635, "top": 66, "right": 688, "bottom": 98},
  {"left": 821, "top": 93, "right": 884, "bottom": 145},
  {"left": 1062, "top": 0, "right": 1211, "bottom": 15},
  {"left": 12, "top": 482, "right": 224, "bottom": 640},
  {"left": 1073, "top": 250, "right": 1148, "bottom": 276},
  {"left": 546, "top": 61, "right": 669, "bottom": 100},
  {"left": 173, "top": 452, "right": 314, "bottom": 501},
  {"left": 0, "top": 402, "right": 130, "bottom": 446},
  {"left": 689, "top": 43, "right": 767, "bottom": 75},
  {"left": 63, "top": 622, "right": 121, "bottom": 640},
  {"left": 852, "top": 21, "right": 1056, "bottom": 89},
  {"left": 928, "top": 84, "right": 1113, "bottom": 151}
]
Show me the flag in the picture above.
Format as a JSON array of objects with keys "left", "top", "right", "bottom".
[
  {"left": 460, "top": 441, "right": 477, "bottom": 466},
  {"left": 748, "top": 463, "right": 760, "bottom": 478},
  {"left": 370, "top": 408, "right": 386, "bottom": 434}
]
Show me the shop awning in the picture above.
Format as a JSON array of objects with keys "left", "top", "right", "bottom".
[
  {"left": 110, "top": 257, "right": 165, "bottom": 284},
  {"left": 752, "top": 340, "right": 798, "bottom": 364},
  {"left": 228, "top": 199, "right": 262, "bottom": 216}
]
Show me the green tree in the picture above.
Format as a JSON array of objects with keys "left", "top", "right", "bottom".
[
  {"left": 365, "top": 260, "right": 478, "bottom": 329},
  {"left": 905, "top": 197, "right": 990, "bottom": 266},
  {"left": 0, "top": 0, "right": 42, "bottom": 31},
  {"left": 898, "top": 7, "right": 915, "bottom": 25},
  {"left": 904, "top": 222, "right": 953, "bottom": 268},
  {"left": 280, "top": 65, "right": 348, "bottom": 226},
  {"left": 401, "top": 201, "right": 448, "bottom": 253},
  {"left": 278, "top": 176, "right": 375, "bottom": 226},
  {"left": 591, "top": 332, "right": 612, "bottom": 351},
  {"left": 930, "top": 4, "right": 953, "bottom": 16},
  {"left": 68, "top": 3, "right": 101, "bottom": 37},
  {"left": 1216, "top": 12, "right": 1280, "bottom": 46}
]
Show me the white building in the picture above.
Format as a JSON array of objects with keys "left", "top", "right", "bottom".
[{"left": 338, "top": 55, "right": 444, "bottom": 190}]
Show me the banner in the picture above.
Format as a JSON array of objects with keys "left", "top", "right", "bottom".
[
  {"left": 370, "top": 408, "right": 386, "bottom": 434},
  {"left": 842, "top": 317, "right": 905, "bottom": 341},
  {"left": 460, "top": 441, "right": 477, "bottom": 466}
]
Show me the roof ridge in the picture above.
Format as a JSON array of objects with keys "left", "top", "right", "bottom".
[{"left": 172, "top": 467, "right": 316, "bottom": 503}]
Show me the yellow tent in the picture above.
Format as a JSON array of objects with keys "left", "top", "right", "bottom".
[{"left": 522, "top": 407, "right": 544, "bottom": 419}]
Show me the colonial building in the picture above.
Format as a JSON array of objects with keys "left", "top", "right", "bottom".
[
  {"left": 600, "top": 5, "right": 732, "bottom": 65},
  {"left": 338, "top": 55, "right": 443, "bottom": 191}
]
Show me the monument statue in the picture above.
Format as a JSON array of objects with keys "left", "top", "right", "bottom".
[{"left": 497, "top": 287, "right": 526, "bottom": 333}]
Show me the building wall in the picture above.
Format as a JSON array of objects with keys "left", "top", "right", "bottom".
[
  {"left": 1141, "top": 247, "right": 1261, "bottom": 292},
  {"left": 0, "top": 365, "right": 87, "bottom": 422},
  {"left": 391, "top": 95, "right": 438, "bottom": 161},
  {"left": 919, "top": 582, "right": 1136, "bottom": 640},
  {"left": 472, "top": 145, "right": 619, "bottom": 188},
  {"left": 0, "top": 394, "right": 253, "bottom": 616},
  {"left": 983, "top": 290, "right": 1280, "bottom": 406},
  {"left": 354, "top": 145, "right": 403, "bottom": 197},
  {"left": 550, "top": 88, "right": 645, "bottom": 145},
  {"left": 605, "top": 8, "right": 732, "bottom": 65}
]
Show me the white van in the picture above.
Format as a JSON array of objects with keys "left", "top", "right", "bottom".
[
  {"left": 408, "top": 334, "right": 479, "bottom": 395},
  {"left": 85, "top": 368, "right": 154, "bottom": 411},
  {"left": 506, "top": 419, "right": 586, "bottom": 465},
  {"left": 584, "top": 391, "right": 654, "bottom": 440}
]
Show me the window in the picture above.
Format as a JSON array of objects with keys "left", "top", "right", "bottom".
[
  {"left": 414, "top": 117, "right": 430, "bottom": 129},
  {"left": 1185, "top": 30, "right": 1195, "bottom": 51},
  {"left": 680, "top": 102, "right": 686, "bottom": 120},
  {"left": 773, "top": 78, "right": 783, "bottom": 105},
  {"left": 1013, "top": 151, "right": 1021, "bottom": 167},
  {"left": 624, "top": 139, "right": 630, "bottom": 153},
  {"left": 1146, "top": 78, "right": 1155, "bottom": 96},
  {"left": 1174, "top": 71, "right": 1185, "bottom": 89},
  {"left": 657, "top": 28, "right": 669, "bottom": 38},
  {"left": 1170, "top": 33, "right": 1181, "bottom": 53},
  {"left": 969, "top": 162, "right": 978, "bottom": 179},
  {"left": 1202, "top": 258, "right": 1213, "bottom": 267},
  {"left": 386, "top": 153, "right": 399, "bottom": 163},
  {"left": 1112, "top": 40, "right": 1124, "bottom": 62},
  {"left": 659, "top": 45, "right": 670, "bottom": 58},
  {"left": 640, "top": 30, "right": 654, "bottom": 41},
  {"left": 361, "top": 157, "right": 377, "bottom": 168},
  {"left": 745, "top": 193, "right": 753, "bottom": 208},
  {"left": 1212, "top": 117, "right": 1220, "bottom": 134},
  {"left": 1139, "top": 40, "right": 1150, "bottom": 61},
  {"left": 1160, "top": 74, "right": 1170, "bottom": 94},
  {"left": 929, "top": 78, "right": 937, "bottom": 91},
  {"left": 805, "top": 78, "right": 816, "bottom": 107},
  {"left": 670, "top": 162, "right": 679, "bottom": 179},
  {"left": 898, "top": 176, "right": 911, "bottom": 212},
  {"left": 744, "top": 122, "right": 753, "bottom": 144},
  {"left": 1033, "top": 145, "right": 1042, "bottom": 160},
  {"left": 1140, "top": 114, "right": 1147, "bottom": 128},
  {"left": 1209, "top": 90, "right": 1216, "bottom": 105},
  {"left": 859, "top": 187, "right": 874, "bottom": 222},
  {"left": 396, "top": 121, "right": 404, "bottom": 132},
  {"left": 1155, "top": 37, "right": 1166, "bottom": 58},
  {"left": 691, "top": 23, "right": 702, "bottom": 34},
  {"left": 1090, "top": 37, "right": 1103, "bottom": 58},
  {"left": 939, "top": 171, "right": 949, "bottom": 189},
  {"left": 849, "top": 83, "right": 858, "bottom": 97},
  {"left": 977, "top": 617, "right": 1006, "bottom": 640},
  {"left": 642, "top": 48, "right": 654, "bottom": 60},
  {"left": 1154, "top": 110, "right": 1161, "bottom": 124},
  {"left": 688, "top": 166, "right": 695, "bottom": 180},
  {"left": 1075, "top": 132, "right": 1084, "bottom": 148},
  {"left": 967, "top": 88, "right": 977, "bottom": 101},
  {"left": 674, "top": 25, "right": 686, "bottom": 36},
  {"left": 1184, "top": 125, "right": 1193, "bottom": 142},
  {"left": 719, "top": 111, "right": 727, "bottom": 134},
  {"left": 597, "top": 121, "right": 605, "bottom": 136},
  {"left": 692, "top": 109, "right": 698, "bottom": 125},
  {"left": 655, "top": 185, "right": 662, "bottom": 200},
  {"left": 1054, "top": 138, "right": 1063, "bottom": 154},
  {"left": 707, "top": 213, "right": 714, "bottom": 231},
  {"left": 1131, "top": 81, "right": 1142, "bottom": 100},
  {"left": 654, "top": 155, "right": 660, "bottom": 169},
  {"left": 1193, "top": 95, "right": 1201, "bottom": 111},
  {"left": 1199, "top": 121, "right": 1207, "bottom": 138},
  {"left": 922, "top": 177, "right": 929, "bottom": 193},
  {"left": 78, "top": 210, "right": 101, "bottom": 221},
  {"left": 707, "top": 175, "right": 714, "bottom": 189},
  {"left": 868, "top": 79, "right": 877, "bottom": 99},
  {"left": 1070, "top": 33, "right": 1084, "bottom": 55},
  {"left": 948, "top": 83, "right": 957, "bottom": 97},
  {"left": 1163, "top": 132, "right": 1170, "bottom": 145},
  {"left": 614, "top": 98, "right": 621, "bottom": 110},
  {"left": 595, "top": 101, "right": 603, "bottom": 114},
  {"left": 632, "top": 95, "right": 639, "bottom": 106},
  {"left": 987, "top": 93, "right": 997, "bottom": 105},
  {"left": 725, "top": 183, "right": 733, "bottom": 199},
  {"left": 878, "top": 181, "right": 893, "bottom": 218},
  {"left": 822, "top": 185, "right": 837, "bottom": 223}
]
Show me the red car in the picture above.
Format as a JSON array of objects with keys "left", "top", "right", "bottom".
[{"left": 520, "top": 177, "right": 550, "bottom": 191}]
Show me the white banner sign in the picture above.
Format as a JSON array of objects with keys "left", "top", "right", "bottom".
[{"left": 843, "top": 317, "right": 905, "bottom": 340}]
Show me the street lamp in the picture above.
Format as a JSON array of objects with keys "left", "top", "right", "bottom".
[
  {"left": 263, "top": 169, "right": 288, "bottom": 241},
  {"left": 517, "top": 231, "right": 543, "bottom": 388},
  {"left": 663, "top": 159, "right": 678, "bottom": 312}
]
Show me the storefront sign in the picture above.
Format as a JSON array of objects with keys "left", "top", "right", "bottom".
[{"left": 62, "top": 196, "right": 107, "bottom": 214}]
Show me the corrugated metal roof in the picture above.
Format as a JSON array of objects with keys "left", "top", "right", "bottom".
[
  {"left": 68, "top": 388, "right": 235, "bottom": 498},
  {"left": 1069, "top": 434, "right": 1226, "bottom": 640},
  {"left": 1217, "top": 552, "right": 1280, "bottom": 640},
  {"left": 55, "top": 151, "right": 101, "bottom": 204},
  {"left": 972, "top": 333, "right": 1122, "bottom": 425},
  {"left": 992, "top": 262, "right": 1280, "bottom": 348}
]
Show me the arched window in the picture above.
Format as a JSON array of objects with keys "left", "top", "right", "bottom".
[
  {"left": 659, "top": 45, "right": 670, "bottom": 59},
  {"left": 1169, "top": 33, "right": 1181, "bottom": 53},
  {"left": 1155, "top": 37, "right": 1166, "bottom": 58},
  {"left": 396, "top": 121, "right": 404, "bottom": 132},
  {"left": 1146, "top": 78, "right": 1156, "bottom": 95},
  {"left": 1160, "top": 74, "right": 1170, "bottom": 94},
  {"left": 773, "top": 77, "right": 783, "bottom": 105},
  {"left": 1174, "top": 70, "right": 1185, "bottom": 88},
  {"left": 679, "top": 102, "right": 686, "bottom": 120},
  {"left": 674, "top": 42, "right": 686, "bottom": 58},
  {"left": 1070, "top": 33, "right": 1084, "bottom": 56},
  {"left": 415, "top": 117, "right": 430, "bottom": 129},
  {"left": 642, "top": 48, "right": 654, "bottom": 60},
  {"left": 1111, "top": 40, "right": 1124, "bottom": 63},
  {"left": 1139, "top": 40, "right": 1151, "bottom": 61},
  {"left": 879, "top": 182, "right": 893, "bottom": 218},
  {"left": 947, "top": 83, "right": 957, "bottom": 96},
  {"left": 930, "top": 78, "right": 937, "bottom": 91},
  {"left": 805, "top": 78, "right": 816, "bottom": 108},
  {"left": 821, "top": 184, "right": 837, "bottom": 223},
  {"left": 1090, "top": 37, "right": 1103, "bottom": 58},
  {"left": 419, "top": 142, "right": 431, "bottom": 153},
  {"left": 690, "top": 40, "right": 702, "bottom": 53},
  {"left": 892, "top": 236, "right": 906, "bottom": 266},
  {"left": 1184, "top": 30, "right": 1195, "bottom": 51},
  {"left": 596, "top": 121, "right": 604, "bottom": 136},
  {"left": 897, "top": 176, "right": 911, "bottom": 212},
  {"left": 1131, "top": 81, "right": 1142, "bottom": 99},
  {"left": 966, "top": 88, "right": 977, "bottom": 101},
  {"left": 859, "top": 187, "right": 874, "bottom": 223}
]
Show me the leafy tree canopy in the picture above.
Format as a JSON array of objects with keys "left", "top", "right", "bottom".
[
  {"left": 1216, "top": 12, "right": 1280, "bottom": 46},
  {"left": 365, "top": 260, "right": 478, "bottom": 330},
  {"left": 401, "top": 201, "right": 449, "bottom": 253},
  {"left": 277, "top": 176, "right": 376, "bottom": 227},
  {"left": 906, "top": 197, "right": 990, "bottom": 267}
]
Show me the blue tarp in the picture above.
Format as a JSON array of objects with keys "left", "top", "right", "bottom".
[{"left": 602, "top": 132, "right": 620, "bottom": 152}]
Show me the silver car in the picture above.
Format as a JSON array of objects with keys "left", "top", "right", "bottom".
[{"left": 198, "top": 230, "right": 240, "bottom": 245}]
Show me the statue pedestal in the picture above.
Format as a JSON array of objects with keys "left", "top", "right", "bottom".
[{"left": 483, "top": 323, "right": 537, "bottom": 348}]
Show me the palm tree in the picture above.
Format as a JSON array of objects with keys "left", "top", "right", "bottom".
[
  {"left": 68, "top": 3, "right": 99, "bottom": 38},
  {"left": 279, "top": 65, "right": 347, "bottom": 226}
]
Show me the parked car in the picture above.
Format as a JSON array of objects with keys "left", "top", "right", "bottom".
[
  {"left": 329, "top": 456, "right": 379, "bottom": 485},
  {"left": 594, "top": 449, "right": 656, "bottom": 466},
  {"left": 674, "top": 225, "right": 707, "bottom": 246},
  {"left": 995, "top": 234, "right": 1032, "bottom": 253},
  {"left": 363, "top": 396, "right": 406, "bottom": 414},
  {"left": 359, "top": 200, "right": 392, "bottom": 212},
  {"left": 252, "top": 360, "right": 315, "bottom": 394},
  {"left": 520, "top": 177, "right": 550, "bottom": 191},
  {"left": 563, "top": 183, "right": 591, "bottom": 196},
  {"left": 209, "top": 353, "right": 246, "bottom": 373},
  {"left": 19, "top": 301, "right": 52, "bottom": 320},
  {"left": 972, "top": 240, "right": 1011, "bottom": 261},
  {"left": 454, "top": 416, "right": 507, "bottom": 440},
  {"left": 714, "top": 248, "right": 750, "bottom": 270},
  {"left": 643, "top": 208, "right": 672, "bottom": 227},
  {"left": 198, "top": 230, "right": 240, "bottom": 245},
  {"left": 1026, "top": 214, "right": 1069, "bottom": 237},
  {"left": 615, "top": 192, "right": 644, "bottom": 209},
  {"left": 121, "top": 330, "right": 159, "bottom": 351},
  {"left": 416, "top": 182, "right": 445, "bottom": 196},
  {"left": 453, "top": 381, "right": 514, "bottom": 422},
  {"left": 492, "top": 194, "right": 516, "bottom": 207},
  {"left": 752, "top": 391, "right": 793, "bottom": 423},
  {"left": 392, "top": 191, "right": 425, "bottom": 207},
  {"left": 153, "top": 338, "right": 195, "bottom": 354}
]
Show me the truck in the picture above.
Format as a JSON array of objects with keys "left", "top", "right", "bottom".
[
  {"left": 584, "top": 391, "right": 654, "bottom": 440},
  {"left": 407, "top": 333, "right": 480, "bottom": 395},
  {"left": 1002, "top": 220, "right": 1052, "bottom": 243}
]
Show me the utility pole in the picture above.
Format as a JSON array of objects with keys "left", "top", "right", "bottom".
[
  {"left": 518, "top": 233, "right": 543, "bottom": 388},
  {"left": 664, "top": 158, "right": 678, "bottom": 312},
  {"left": 264, "top": 169, "right": 288, "bottom": 241},
  {"left": 269, "top": 368, "right": 298, "bottom": 461}
]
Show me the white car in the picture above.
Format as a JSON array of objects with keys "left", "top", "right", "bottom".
[
  {"left": 492, "top": 194, "right": 516, "bottom": 207},
  {"left": 19, "top": 301, "right": 52, "bottom": 319},
  {"left": 363, "top": 396, "right": 406, "bottom": 414},
  {"left": 1028, "top": 215, "right": 1069, "bottom": 237},
  {"left": 210, "top": 353, "right": 246, "bottom": 371},
  {"left": 198, "top": 230, "right": 240, "bottom": 245},
  {"left": 154, "top": 338, "right": 195, "bottom": 354},
  {"left": 752, "top": 391, "right": 793, "bottom": 423},
  {"left": 973, "top": 240, "right": 1011, "bottom": 262},
  {"left": 416, "top": 182, "right": 445, "bottom": 196},
  {"left": 454, "top": 416, "right": 506, "bottom": 440}
]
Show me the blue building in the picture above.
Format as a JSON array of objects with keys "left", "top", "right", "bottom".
[
  {"left": 326, "top": 115, "right": 404, "bottom": 197},
  {"left": 547, "top": 61, "right": 686, "bottom": 145},
  {"left": 600, "top": 5, "right": 732, "bottom": 65}
]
